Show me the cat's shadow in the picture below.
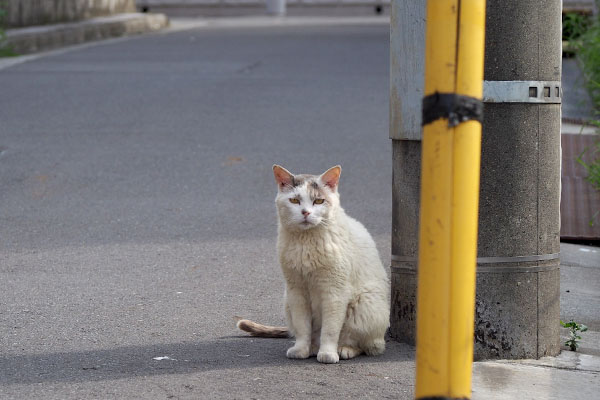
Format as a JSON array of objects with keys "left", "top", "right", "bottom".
[{"left": 1, "top": 337, "right": 415, "bottom": 386}]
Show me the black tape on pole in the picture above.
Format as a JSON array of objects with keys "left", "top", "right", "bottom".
[{"left": 422, "top": 92, "right": 483, "bottom": 128}]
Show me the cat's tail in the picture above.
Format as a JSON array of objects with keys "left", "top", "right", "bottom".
[{"left": 234, "top": 316, "right": 289, "bottom": 338}]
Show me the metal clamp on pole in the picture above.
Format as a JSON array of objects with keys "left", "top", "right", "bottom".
[{"left": 483, "top": 80, "right": 561, "bottom": 103}]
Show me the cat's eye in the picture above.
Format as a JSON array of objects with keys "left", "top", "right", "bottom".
[
  {"left": 314, "top": 199, "right": 325, "bottom": 205},
  {"left": 289, "top": 198, "right": 300, "bottom": 204}
]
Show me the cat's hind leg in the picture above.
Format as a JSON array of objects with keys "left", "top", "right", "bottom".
[
  {"left": 310, "top": 332, "right": 321, "bottom": 356},
  {"left": 338, "top": 345, "right": 362, "bottom": 360},
  {"left": 309, "top": 313, "right": 321, "bottom": 356},
  {"left": 310, "top": 340, "right": 320, "bottom": 357},
  {"left": 362, "top": 338, "right": 385, "bottom": 356},
  {"left": 345, "top": 291, "right": 389, "bottom": 357},
  {"left": 337, "top": 330, "right": 362, "bottom": 360}
]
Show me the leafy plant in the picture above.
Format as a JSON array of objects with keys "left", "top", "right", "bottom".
[
  {"left": 577, "top": 139, "right": 600, "bottom": 191},
  {"left": 0, "top": 7, "right": 5, "bottom": 42},
  {"left": 0, "top": 1, "right": 17, "bottom": 57},
  {"left": 563, "top": 12, "right": 592, "bottom": 41},
  {"left": 566, "top": 3, "right": 600, "bottom": 226},
  {"left": 560, "top": 320, "right": 588, "bottom": 351},
  {"left": 576, "top": 4, "right": 600, "bottom": 117}
]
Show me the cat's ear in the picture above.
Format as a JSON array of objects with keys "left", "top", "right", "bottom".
[
  {"left": 273, "top": 164, "right": 294, "bottom": 190},
  {"left": 320, "top": 165, "right": 342, "bottom": 190}
]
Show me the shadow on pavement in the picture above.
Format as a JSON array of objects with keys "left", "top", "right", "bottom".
[{"left": 1, "top": 338, "right": 414, "bottom": 385}]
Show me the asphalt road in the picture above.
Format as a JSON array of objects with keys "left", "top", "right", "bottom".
[{"left": 0, "top": 21, "right": 413, "bottom": 399}]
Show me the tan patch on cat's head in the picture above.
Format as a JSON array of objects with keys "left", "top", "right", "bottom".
[
  {"left": 273, "top": 165, "right": 323, "bottom": 194},
  {"left": 305, "top": 178, "right": 327, "bottom": 200}
]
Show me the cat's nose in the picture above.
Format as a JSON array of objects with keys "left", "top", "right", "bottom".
[{"left": 302, "top": 209, "right": 310, "bottom": 217}]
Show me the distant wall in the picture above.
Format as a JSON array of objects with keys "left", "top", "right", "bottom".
[
  {"left": 136, "top": 0, "right": 390, "bottom": 17},
  {"left": 4, "top": 0, "right": 137, "bottom": 28},
  {"left": 139, "top": 0, "right": 389, "bottom": 7}
]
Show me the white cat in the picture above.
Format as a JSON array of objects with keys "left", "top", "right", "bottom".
[{"left": 237, "top": 165, "right": 390, "bottom": 364}]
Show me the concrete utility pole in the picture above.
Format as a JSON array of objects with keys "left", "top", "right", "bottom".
[
  {"left": 475, "top": 0, "right": 561, "bottom": 359},
  {"left": 390, "top": 0, "right": 562, "bottom": 359},
  {"left": 389, "top": 0, "right": 425, "bottom": 347}
]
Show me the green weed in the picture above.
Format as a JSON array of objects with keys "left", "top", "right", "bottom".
[
  {"left": 576, "top": 4, "right": 600, "bottom": 117},
  {"left": 563, "top": 12, "right": 592, "bottom": 41},
  {"left": 560, "top": 320, "right": 589, "bottom": 351},
  {"left": 565, "top": 3, "right": 600, "bottom": 224},
  {"left": 577, "top": 139, "right": 600, "bottom": 191},
  {"left": 0, "top": 2, "right": 17, "bottom": 57}
]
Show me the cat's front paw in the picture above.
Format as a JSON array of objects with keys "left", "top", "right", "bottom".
[
  {"left": 317, "top": 351, "right": 339, "bottom": 364},
  {"left": 286, "top": 345, "right": 310, "bottom": 359}
]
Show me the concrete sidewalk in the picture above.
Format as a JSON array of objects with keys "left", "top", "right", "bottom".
[{"left": 471, "top": 242, "right": 600, "bottom": 399}]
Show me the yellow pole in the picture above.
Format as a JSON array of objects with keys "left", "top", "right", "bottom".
[{"left": 415, "top": 0, "right": 486, "bottom": 399}]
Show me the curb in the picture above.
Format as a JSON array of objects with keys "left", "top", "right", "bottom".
[
  {"left": 167, "top": 15, "right": 390, "bottom": 33},
  {"left": 5, "top": 13, "right": 169, "bottom": 55}
]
